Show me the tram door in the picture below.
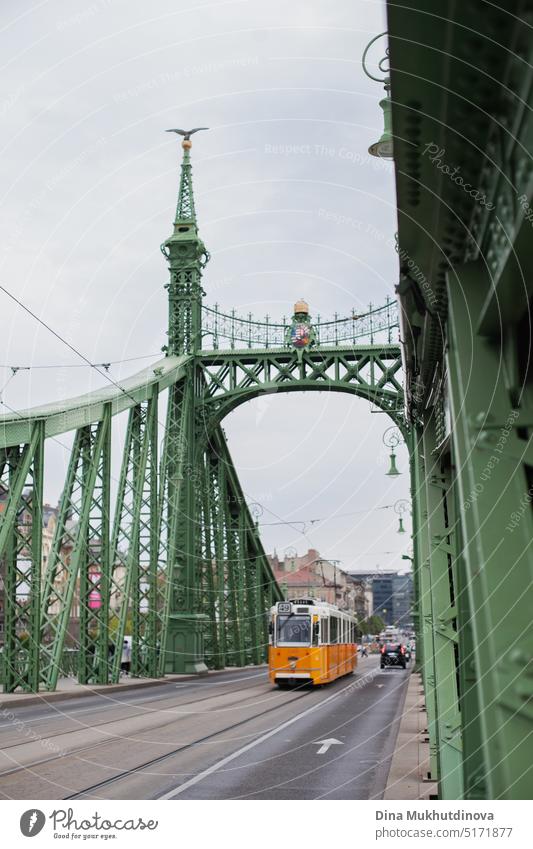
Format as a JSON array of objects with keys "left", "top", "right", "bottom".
[{"left": 321, "top": 616, "right": 329, "bottom": 681}]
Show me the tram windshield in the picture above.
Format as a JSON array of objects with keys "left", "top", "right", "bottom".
[{"left": 276, "top": 614, "right": 311, "bottom": 645}]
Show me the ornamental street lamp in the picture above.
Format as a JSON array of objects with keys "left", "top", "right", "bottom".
[
  {"left": 362, "top": 32, "right": 393, "bottom": 160},
  {"left": 250, "top": 502, "right": 263, "bottom": 526},
  {"left": 382, "top": 425, "right": 404, "bottom": 476},
  {"left": 394, "top": 499, "right": 411, "bottom": 534}
]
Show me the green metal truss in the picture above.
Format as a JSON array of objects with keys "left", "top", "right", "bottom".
[
  {"left": 198, "top": 344, "right": 403, "bottom": 430},
  {"left": 0, "top": 137, "right": 402, "bottom": 709},
  {"left": 0, "top": 422, "right": 44, "bottom": 692}
]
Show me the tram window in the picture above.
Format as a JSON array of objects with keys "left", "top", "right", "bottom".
[
  {"left": 276, "top": 615, "right": 311, "bottom": 645},
  {"left": 322, "top": 619, "right": 329, "bottom": 644},
  {"left": 330, "top": 616, "right": 338, "bottom": 644}
]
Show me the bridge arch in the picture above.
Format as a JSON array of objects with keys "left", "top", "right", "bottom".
[{"left": 197, "top": 341, "right": 406, "bottom": 437}]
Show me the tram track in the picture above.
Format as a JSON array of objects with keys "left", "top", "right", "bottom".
[
  {"left": 64, "top": 686, "right": 312, "bottom": 799},
  {"left": 0, "top": 677, "right": 313, "bottom": 793},
  {"left": 0, "top": 671, "right": 269, "bottom": 755}
]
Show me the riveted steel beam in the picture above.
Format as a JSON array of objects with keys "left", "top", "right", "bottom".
[{"left": 447, "top": 260, "right": 533, "bottom": 799}]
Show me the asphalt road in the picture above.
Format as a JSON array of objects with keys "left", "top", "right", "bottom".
[{"left": 0, "top": 657, "right": 410, "bottom": 800}]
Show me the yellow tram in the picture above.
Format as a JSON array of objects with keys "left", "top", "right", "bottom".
[{"left": 268, "top": 598, "right": 358, "bottom": 687}]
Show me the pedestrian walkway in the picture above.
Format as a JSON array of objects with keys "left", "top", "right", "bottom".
[
  {"left": 384, "top": 671, "right": 438, "bottom": 800},
  {"left": 0, "top": 666, "right": 258, "bottom": 710}
]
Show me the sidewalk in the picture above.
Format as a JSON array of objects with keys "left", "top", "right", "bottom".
[
  {"left": 0, "top": 665, "right": 264, "bottom": 710},
  {"left": 384, "top": 670, "right": 438, "bottom": 800}
]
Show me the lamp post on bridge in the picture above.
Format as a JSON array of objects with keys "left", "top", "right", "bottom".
[
  {"left": 362, "top": 32, "right": 394, "bottom": 160},
  {"left": 394, "top": 499, "right": 411, "bottom": 535},
  {"left": 383, "top": 425, "right": 404, "bottom": 477}
]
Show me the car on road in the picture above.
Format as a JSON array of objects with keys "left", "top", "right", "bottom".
[{"left": 380, "top": 642, "right": 408, "bottom": 669}]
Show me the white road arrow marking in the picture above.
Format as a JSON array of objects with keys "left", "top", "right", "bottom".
[{"left": 313, "top": 738, "right": 343, "bottom": 755}]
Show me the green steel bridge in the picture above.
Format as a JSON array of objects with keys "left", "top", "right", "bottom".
[{"left": 1, "top": 0, "right": 532, "bottom": 802}]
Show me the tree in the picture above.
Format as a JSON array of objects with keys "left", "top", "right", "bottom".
[{"left": 359, "top": 614, "right": 385, "bottom": 636}]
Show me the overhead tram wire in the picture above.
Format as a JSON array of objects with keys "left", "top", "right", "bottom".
[
  {"left": 0, "top": 282, "right": 160, "bottom": 412},
  {"left": 258, "top": 504, "right": 396, "bottom": 528},
  {"left": 0, "top": 285, "right": 410, "bottom": 565},
  {"left": 0, "top": 352, "right": 161, "bottom": 371}
]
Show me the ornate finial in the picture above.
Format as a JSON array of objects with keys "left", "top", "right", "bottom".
[
  {"left": 165, "top": 128, "right": 208, "bottom": 224},
  {"left": 294, "top": 299, "right": 309, "bottom": 315},
  {"left": 162, "top": 127, "right": 210, "bottom": 356},
  {"left": 165, "top": 127, "right": 209, "bottom": 150}
]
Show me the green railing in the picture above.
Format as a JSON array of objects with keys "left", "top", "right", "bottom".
[{"left": 201, "top": 297, "right": 399, "bottom": 349}]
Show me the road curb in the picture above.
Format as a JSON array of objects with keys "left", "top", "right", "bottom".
[
  {"left": 383, "top": 670, "right": 438, "bottom": 800},
  {"left": 0, "top": 666, "right": 266, "bottom": 710}
]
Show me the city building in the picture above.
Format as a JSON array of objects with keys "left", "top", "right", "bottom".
[
  {"left": 268, "top": 548, "right": 355, "bottom": 612},
  {"left": 347, "top": 570, "right": 413, "bottom": 628}
]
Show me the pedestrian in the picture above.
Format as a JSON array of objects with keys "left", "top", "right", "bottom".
[{"left": 121, "top": 639, "right": 131, "bottom": 676}]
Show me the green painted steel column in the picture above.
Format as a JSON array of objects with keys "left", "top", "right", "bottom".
[
  {"left": 236, "top": 509, "right": 247, "bottom": 666},
  {"left": 146, "top": 386, "right": 160, "bottom": 679},
  {"left": 225, "top": 511, "right": 242, "bottom": 666},
  {"left": 422, "top": 415, "right": 463, "bottom": 799},
  {"left": 202, "top": 454, "right": 219, "bottom": 667},
  {"left": 447, "top": 260, "right": 533, "bottom": 799},
  {"left": 409, "top": 426, "right": 439, "bottom": 782},
  {"left": 94, "top": 404, "right": 111, "bottom": 685},
  {"left": 161, "top": 136, "right": 209, "bottom": 675},
  {"left": 448, "top": 471, "right": 487, "bottom": 799},
  {"left": 0, "top": 422, "right": 44, "bottom": 693},
  {"left": 213, "top": 457, "right": 227, "bottom": 669}
]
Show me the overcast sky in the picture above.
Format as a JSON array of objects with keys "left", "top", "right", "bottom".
[{"left": 0, "top": 0, "right": 411, "bottom": 574}]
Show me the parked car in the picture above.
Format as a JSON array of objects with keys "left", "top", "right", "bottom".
[{"left": 380, "top": 642, "right": 408, "bottom": 669}]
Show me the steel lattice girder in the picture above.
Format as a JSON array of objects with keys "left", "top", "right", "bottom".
[
  {"left": 109, "top": 390, "right": 160, "bottom": 683},
  {"left": 192, "top": 426, "right": 283, "bottom": 669},
  {"left": 198, "top": 345, "right": 404, "bottom": 429},
  {"left": 40, "top": 410, "right": 112, "bottom": 691},
  {"left": 0, "top": 422, "right": 44, "bottom": 693}
]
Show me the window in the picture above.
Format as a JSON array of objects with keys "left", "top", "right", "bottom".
[
  {"left": 321, "top": 618, "right": 329, "bottom": 644},
  {"left": 330, "top": 616, "right": 338, "bottom": 644},
  {"left": 276, "top": 615, "right": 311, "bottom": 645}
]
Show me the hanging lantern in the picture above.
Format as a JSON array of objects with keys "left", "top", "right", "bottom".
[
  {"left": 386, "top": 449, "right": 401, "bottom": 476},
  {"left": 397, "top": 516, "right": 406, "bottom": 534},
  {"left": 368, "top": 96, "right": 394, "bottom": 159}
]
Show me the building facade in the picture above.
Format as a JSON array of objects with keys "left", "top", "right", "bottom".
[{"left": 268, "top": 549, "right": 356, "bottom": 613}]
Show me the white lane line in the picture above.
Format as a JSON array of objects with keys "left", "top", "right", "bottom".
[{"left": 159, "top": 677, "right": 360, "bottom": 799}]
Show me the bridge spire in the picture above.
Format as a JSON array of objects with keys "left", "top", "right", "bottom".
[
  {"left": 175, "top": 140, "right": 196, "bottom": 223},
  {"left": 162, "top": 128, "right": 210, "bottom": 355}
]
